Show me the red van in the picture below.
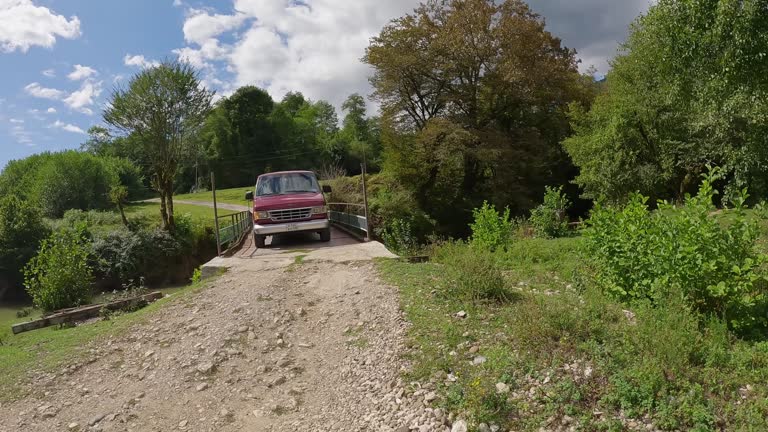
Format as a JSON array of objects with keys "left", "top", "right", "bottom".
[{"left": 245, "top": 170, "right": 332, "bottom": 248}]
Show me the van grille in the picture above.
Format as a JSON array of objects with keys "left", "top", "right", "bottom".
[{"left": 269, "top": 207, "right": 312, "bottom": 222}]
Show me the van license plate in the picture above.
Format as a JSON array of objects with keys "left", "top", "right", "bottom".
[{"left": 286, "top": 223, "right": 299, "bottom": 231}]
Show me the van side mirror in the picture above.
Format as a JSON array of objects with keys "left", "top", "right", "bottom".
[
  {"left": 245, "top": 191, "right": 253, "bottom": 201},
  {"left": 322, "top": 185, "right": 332, "bottom": 193}
]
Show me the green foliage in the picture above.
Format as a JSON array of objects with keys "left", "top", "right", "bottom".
[
  {"left": 191, "top": 267, "right": 202, "bottom": 284},
  {"left": 529, "top": 186, "right": 571, "bottom": 238},
  {"left": 564, "top": 0, "right": 768, "bottom": 202},
  {"left": 105, "top": 59, "right": 213, "bottom": 231},
  {"left": 24, "top": 225, "right": 93, "bottom": 312},
  {"left": 379, "top": 218, "right": 418, "bottom": 256},
  {"left": 435, "top": 242, "right": 511, "bottom": 303},
  {"left": 381, "top": 237, "right": 768, "bottom": 431},
  {"left": 0, "top": 151, "right": 144, "bottom": 218},
  {"left": 0, "top": 196, "right": 49, "bottom": 297},
  {"left": 585, "top": 168, "right": 768, "bottom": 333},
  {"left": 366, "top": 0, "right": 596, "bottom": 236},
  {"left": 470, "top": 201, "right": 513, "bottom": 251}
]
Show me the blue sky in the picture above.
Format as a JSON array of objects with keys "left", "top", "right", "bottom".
[{"left": 0, "top": 0, "right": 651, "bottom": 170}]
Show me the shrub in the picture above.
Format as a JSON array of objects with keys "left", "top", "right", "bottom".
[
  {"left": 529, "top": 186, "right": 571, "bottom": 238},
  {"left": 585, "top": 167, "right": 768, "bottom": 333},
  {"left": 436, "top": 242, "right": 511, "bottom": 303},
  {"left": 470, "top": 201, "right": 513, "bottom": 251},
  {"left": 24, "top": 225, "right": 93, "bottom": 312},
  {"left": 0, "top": 151, "right": 144, "bottom": 218},
  {"left": 0, "top": 196, "right": 50, "bottom": 299},
  {"left": 379, "top": 218, "right": 418, "bottom": 256}
]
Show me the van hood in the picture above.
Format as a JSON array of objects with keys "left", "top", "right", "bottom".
[{"left": 253, "top": 192, "right": 325, "bottom": 211}]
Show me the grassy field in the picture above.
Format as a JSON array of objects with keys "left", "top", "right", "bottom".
[
  {"left": 174, "top": 187, "right": 253, "bottom": 206},
  {"left": 378, "top": 235, "right": 768, "bottom": 431},
  {"left": 0, "top": 275, "right": 219, "bottom": 402},
  {"left": 125, "top": 202, "right": 237, "bottom": 224}
]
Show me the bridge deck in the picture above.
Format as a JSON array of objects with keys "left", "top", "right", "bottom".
[{"left": 232, "top": 226, "right": 361, "bottom": 258}]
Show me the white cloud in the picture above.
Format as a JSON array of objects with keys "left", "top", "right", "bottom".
[
  {"left": 67, "top": 64, "right": 97, "bottom": 81},
  {"left": 223, "top": 0, "right": 419, "bottom": 109},
  {"left": 173, "top": 0, "right": 183, "bottom": 7},
  {"left": 51, "top": 120, "right": 85, "bottom": 134},
  {"left": 62, "top": 79, "right": 102, "bottom": 115},
  {"left": 183, "top": 9, "right": 247, "bottom": 45},
  {"left": 42, "top": 68, "right": 55, "bottom": 78},
  {"left": 9, "top": 118, "right": 23, "bottom": 123},
  {"left": 11, "top": 124, "right": 33, "bottom": 145},
  {"left": 46, "top": 107, "right": 56, "bottom": 113},
  {"left": 0, "top": 0, "right": 81, "bottom": 53},
  {"left": 24, "top": 82, "right": 65, "bottom": 99},
  {"left": 170, "top": 0, "right": 651, "bottom": 108},
  {"left": 124, "top": 54, "right": 160, "bottom": 68}
]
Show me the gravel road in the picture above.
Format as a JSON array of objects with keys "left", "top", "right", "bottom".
[{"left": 0, "top": 249, "right": 455, "bottom": 431}]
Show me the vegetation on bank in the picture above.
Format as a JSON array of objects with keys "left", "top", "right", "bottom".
[{"left": 379, "top": 174, "right": 768, "bottom": 431}]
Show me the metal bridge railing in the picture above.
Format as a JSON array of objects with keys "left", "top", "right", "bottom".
[
  {"left": 327, "top": 202, "right": 369, "bottom": 239},
  {"left": 216, "top": 210, "right": 252, "bottom": 254}
]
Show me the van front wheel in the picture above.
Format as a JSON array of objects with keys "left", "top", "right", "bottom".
[
  {"left": 319, "top": 228, "right": 331, "bottom": 242},
  {"left": 254, "top": 234, "right": 266, "bottom": 248}
]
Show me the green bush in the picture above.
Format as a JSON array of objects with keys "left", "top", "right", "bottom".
[
  {"left": 379, "top": 218, "right": 418, "bottom": 256},
  {"left": 0, "top": 151, "right": 143, "bottom": 218},
  {"left": 529, "top": 186, "right": 571, "bottom": 238},
  {"left": 470, "top": 201, "right": 513, "bottom": 251},
  {"left": 0, "top": 196, "right": 50, "bottom": 299},
  {"left": 436, "top": 242, "right": 511, "bottom": 303},
  {"left": 24, "top": 225, "right": 93, "bottom": 312},
  {"left": 585, "top": 167, "right": 768, "bottom": 333}
]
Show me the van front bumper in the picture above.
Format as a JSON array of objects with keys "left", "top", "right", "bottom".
[{"left": 253, "top": 219, "right": 330, "bottom": 236}]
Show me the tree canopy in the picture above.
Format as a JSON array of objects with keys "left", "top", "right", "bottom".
[
  {"left": 564, "top": 0, "right": 768, "bottom": 203},
  {"left": 104, "top": 60, "right": 213, "bottom": 231},
  {"left": 365, "top": 0, "right": 595, "bottom": 234}
]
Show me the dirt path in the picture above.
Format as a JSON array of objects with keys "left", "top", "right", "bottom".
[{"left": 0, "top": 251, "right": 452, "bottom": 432}]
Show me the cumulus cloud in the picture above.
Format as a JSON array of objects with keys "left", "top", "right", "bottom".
[
  {"left": 67, "top": 64, "right": 97, "bottom": 81},
  {"left": 171, "top": 0, "right": 650, "bottom": 108},
  {"left": 24, "top": 82, "right": 65, "bottom": 99},
  {"left": 46, "top": 107, "right": 56, "bottom": 113},
  {"left": 0, "top": 0, "right": 81, "bottom": 53},
  {"left": 62, "top": 80, "right": 102, "bottom": 115},
  {"left": 9, "top": 118, "right": 23, "bottom": 123},
  {"left": 124, "top": 54, "right": 160, "bottom": 68},
  {"left": 183, "top": 8, "right": 247, "bottom": 45},
  {"left": 51, "top": 119, "right": 85, "bottom": 134}
]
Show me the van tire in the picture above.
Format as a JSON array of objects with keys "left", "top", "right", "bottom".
[
  {"left": 254, "top": 234, "right": 266, "bottom": 248},
  {"left": 319, "top": 228, "right": 331, "bottom": 242}
]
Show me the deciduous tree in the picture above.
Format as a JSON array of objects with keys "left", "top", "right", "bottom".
[{"left": 104, "top": 60, "right": 213, "bottom": 232}]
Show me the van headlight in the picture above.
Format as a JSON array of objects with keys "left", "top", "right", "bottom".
[
  {"left": 311, "top": 206, "right": 328, "bottom": 215},
  {"left": 255, "top": 211, "right": 269, "bottom": 220}
]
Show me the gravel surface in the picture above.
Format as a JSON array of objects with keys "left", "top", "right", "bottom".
[{"left": 0, "top": 254, "right": 455, "bottom": 432}]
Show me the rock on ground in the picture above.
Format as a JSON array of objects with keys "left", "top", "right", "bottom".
[{"left": 0, "top": 252, "right": 451, "bottom": 432}]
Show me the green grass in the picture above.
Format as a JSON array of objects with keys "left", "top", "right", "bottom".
[
  {"left": 124, "top": 202, "right": 236, "bottom": 226},
  {"left": 379, "top": 237, "right": 768, "bottom": 431},
  {"left": 0, "top": 273, "right": 221, "bottom": 402},
  {"left": 174, "top": 187, "right": 253, "bottom": 206}
]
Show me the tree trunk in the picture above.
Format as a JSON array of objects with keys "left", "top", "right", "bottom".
[
  {"left": 117, "top": 201, "right": 129, "bottom": 228},
  {"left": 166, "top": 178, "right": 175, "bottom": 233},
  {"left": 159, "top": 189, "right": 170, "bottom": 230}
]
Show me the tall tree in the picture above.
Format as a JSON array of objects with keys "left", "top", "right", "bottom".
[
  {"left": 564, "top": 0, "right": 768, "bottom": 203},
  {"left": 365, "top": 0, "right": 592, "bottom": 234},
  {"left": 104, "top": 60, "right": 213, "bottom": 232}
]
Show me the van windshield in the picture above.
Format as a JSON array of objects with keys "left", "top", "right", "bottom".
[{"left": 256, "top": 172, "right": 320, "bottom": 196}]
